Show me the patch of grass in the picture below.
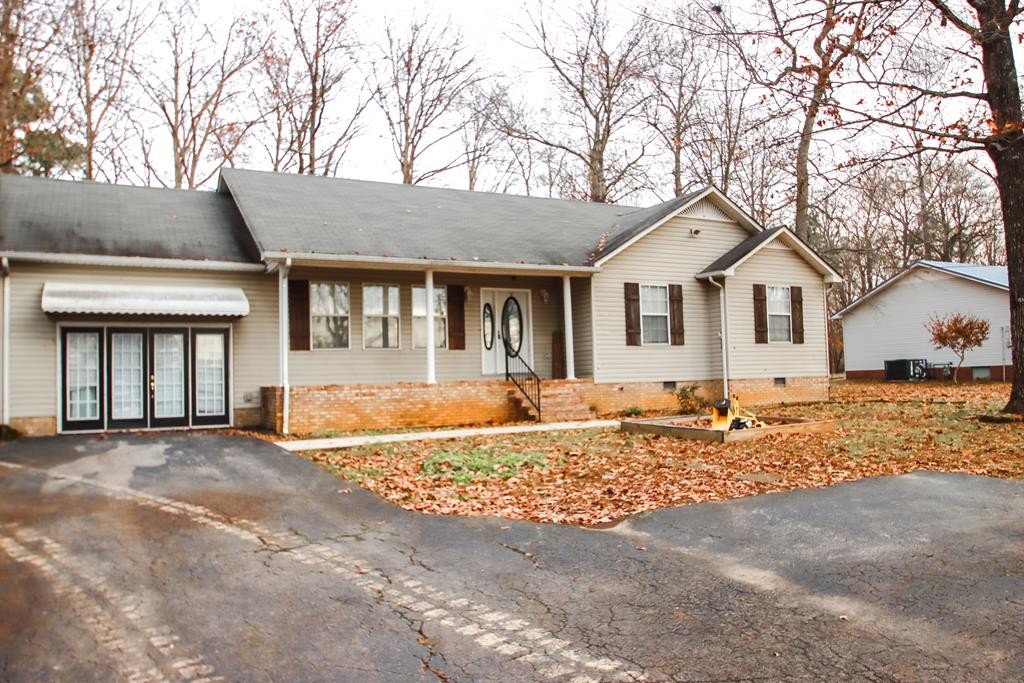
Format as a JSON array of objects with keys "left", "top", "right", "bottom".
[
  {"left": 422, "top": 447, "right": 551, "bottom": 484},
  {"left": 623, "top": 406, "right": 644, "bottom": 417}
]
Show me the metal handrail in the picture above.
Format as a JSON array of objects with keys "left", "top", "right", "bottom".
[{"left": 505, "top": 349, "right": 541, "bottom": 421}]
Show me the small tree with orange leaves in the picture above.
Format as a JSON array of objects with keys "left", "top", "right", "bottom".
[{"left": 926, "top": 314, "right": 991, "bottom": 384}]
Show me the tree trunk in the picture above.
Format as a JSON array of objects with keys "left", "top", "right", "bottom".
[
  {"left": 972, "top": 1, "right": 1024, "bottom": 412},
  {"left": 793, "top": 99, "right": 819, "bottom": 240}
]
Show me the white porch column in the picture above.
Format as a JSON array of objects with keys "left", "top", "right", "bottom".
[
  {"left": 562, "top": 275, "right": 576, "bottom": 380},
  {"left": 278, "top": 259, "right": 292, "bottom": 434},
  {"left": 425, "top": 270, "right": 436, "bottom": 384}
]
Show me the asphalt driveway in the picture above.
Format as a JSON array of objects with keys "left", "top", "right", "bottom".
[{"left": 0, "top": 434, "right": 1021, "bottom": 682}]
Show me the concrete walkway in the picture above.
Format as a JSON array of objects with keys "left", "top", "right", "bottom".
[{"left": 277, "top": 419, "right": 620, "bottom": 452}]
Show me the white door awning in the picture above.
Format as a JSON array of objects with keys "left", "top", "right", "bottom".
[{"left": 42, "top": 282, "right": 250, "bottom": 317}]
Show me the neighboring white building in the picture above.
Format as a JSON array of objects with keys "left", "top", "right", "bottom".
[{"left": 835, "top": 260, "right": 1012, "bottom": 381}]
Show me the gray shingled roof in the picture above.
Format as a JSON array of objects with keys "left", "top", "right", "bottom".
[
  {"left": 219, "top": 168, "right": 702, "bottom": 267},
  {"left": 0, "top": 174, "right": 257, "bottom": 263},
  {"left": 698, "top": 225, "right": 786, "bottom": 276}
]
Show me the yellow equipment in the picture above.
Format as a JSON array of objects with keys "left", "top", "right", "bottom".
[{"left": 711, "top": 396, "right": 766, "bottom": 431}]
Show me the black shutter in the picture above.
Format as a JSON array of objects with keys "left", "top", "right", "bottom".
[
  {"left": 791, "top": 286, "right": 804, "bottom": 344},
  {"left": 669, "top": 284, "right": 685, "bottom": 345},
  {"left": 753, "top": 284, "right": 768, "bottom": 344},
  {"left": 624, "top": 282, "right": 641, "bottom": 346},
  {"left": 288, "top": 280, "right": 310, "bottom": 351},
  {"left": 447, "top": 285, "right": 466, "bottom": 350}
]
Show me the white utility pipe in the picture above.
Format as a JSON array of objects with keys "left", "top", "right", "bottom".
[
  {"left": 425, "top": 270, "right": 436, "bottom": 384},
  {"left": 709, "top": 276, "right": 729, "bottom": 398},
  {"left": 278, "top": 258, "right": 292, "bottom": 434},
  {"left": 1, "top": 257, "right": 9, "bottom": 428},
  {"left": 562, "top": 275, "right": 576, "bottom": 380}
]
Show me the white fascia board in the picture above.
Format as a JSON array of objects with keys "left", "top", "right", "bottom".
[
  {"left": 1, "top": 251, "right": 265, "bottom": 272},
  {"left": 262, "top": 251, "right": 600, "bottom": 276}
]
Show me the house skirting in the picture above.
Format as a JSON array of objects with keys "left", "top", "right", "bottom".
[
  {"left": 847, "top": 365, "right": 1014, "bottom": 382},
  {"left": 262, "top": 381, "right": 526, "bottom": 435},
  {"left": 262, "top": 376, "right": 829, "bottom": 435},
  {"left": 5, "top": 408, "right": 262, "bottom": 439}
]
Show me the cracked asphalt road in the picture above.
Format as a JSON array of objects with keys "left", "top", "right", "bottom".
[{"left": 0, "top": 434, "right": 1021, "bottom": 682}]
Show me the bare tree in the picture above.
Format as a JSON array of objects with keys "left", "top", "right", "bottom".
[
  {"left": 61, "top": 0, "right": 150, "bottom": 181},
  {"left": 704, "top": 0, "right": 899, "bottom": 239},
  {"left": 642, "top": 20, "right": 703, "bottom": 198},
  {"left": 459, "top": 84, "right": 512, "bottom": 190},
  {"left": 371, "top": 16, "right": 481, "bottom": 185},
  {"left": 504, "top": 0, "right": 653, "bottom": 203},
  {"left": 257, "top": 0, "right": 368, "bottom": 175},
  {"left": 842, "top": 0, "right": 1024, "bottom": 412},
  {"left": 134, "top": 3, "right": 265, "bottom": 188}
]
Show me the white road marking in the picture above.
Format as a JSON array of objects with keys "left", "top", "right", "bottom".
[
  {"left": 0, "top": 459, "right": 648, "bottom": 682},
  {"left": 0, "top": 536, "right": 169, "bottom": 683},
  {"left": 4, "top": 527, "right": 223, "bottom": 683}
]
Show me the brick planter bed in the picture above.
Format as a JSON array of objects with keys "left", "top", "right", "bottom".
[{"left": 620, "top": 414, "right": 834, "bottom": 443}]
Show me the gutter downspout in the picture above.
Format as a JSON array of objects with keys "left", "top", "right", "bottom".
[
  {"left": 278, "top": 258, "right": 292, "bottom": 434},
  {"left": 709, "top": 276, "right": 729, "bottom": 398},
  {"left": 1, "top": 257, "right": 9, "bottom": 428}
]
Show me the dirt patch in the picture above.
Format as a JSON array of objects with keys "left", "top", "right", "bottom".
[{"left": 301, "top": 381, "right": 1023, "bottom": 526}]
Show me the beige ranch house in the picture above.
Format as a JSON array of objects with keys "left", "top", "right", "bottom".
[{"left": 0, "top": 170, "right": 840, "bottom": 437}]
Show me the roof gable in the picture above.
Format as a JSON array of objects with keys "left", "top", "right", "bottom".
[
  {"left": 696, "top": 225, "right": 842, "bottom": 283},
  {"left": 590, "top": 187, "right": 762, "bottom": 266},
  {"left": 833, "top": 260, "right": 1008, "bottom": 319}
]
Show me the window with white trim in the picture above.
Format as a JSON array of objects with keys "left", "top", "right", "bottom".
[
  {"left": 640, "top": 285, "right": 669, "bottom": 345},
  {"left": 767, "top": 286, "right": 792, "bottom": 342},
  {"left": 412, "top": 287, "right": 447, "bottom": 349},
  {"left": 310, "top": 282, "right": 350, "bottom": 349},
  {"left": 364, "top": 284, "right": 400, "bottom": 349}
]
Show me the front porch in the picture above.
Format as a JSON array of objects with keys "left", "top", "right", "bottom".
[{"left": 271, "top": 260, "right": 598, "bottom": 434}]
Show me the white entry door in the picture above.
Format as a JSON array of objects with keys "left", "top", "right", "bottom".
[{"left": 481, "top": 288, "right": 532, "bottom": 375}]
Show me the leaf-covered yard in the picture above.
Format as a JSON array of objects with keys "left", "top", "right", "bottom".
[{"left": 301, "top": 381, "right": 1024, "bottom": 526}]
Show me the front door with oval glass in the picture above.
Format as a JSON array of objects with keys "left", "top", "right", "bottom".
[{"left": 480, "top": 288, "right": 532, "bottom": 375}]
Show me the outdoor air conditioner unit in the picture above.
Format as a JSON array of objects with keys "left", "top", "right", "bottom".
[{"left": 884, "top": 359, "right": 928, "bottom": 381}]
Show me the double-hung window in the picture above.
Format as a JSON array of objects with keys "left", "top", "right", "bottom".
[
  {"left": 640, "top": 285, "right": 670, "bottom": 345},
  {"left": 310, "top": 282, "right": 350, "bottom": 349},
  {"left": 364, "top": 284, "right": 400, "bottom": 349},
  {"left": 412, "top": 287, "right": 447, "bottom": 349},
  {"left": 767, "top": 286, "right": 792, "bottom": 342}
]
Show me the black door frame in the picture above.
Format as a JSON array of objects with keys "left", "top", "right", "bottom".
[
  {"left": 60, "top": 327, "right": 105, "bottom": 432},
  {"left": 148, "top": 327, "right": 190, "bottom": 429},
  {"left": 106, "top": 328, "right": 149, "bottom": 430},
  {"left": 190, "top": 328, "right": 231, "bottom": 426}
]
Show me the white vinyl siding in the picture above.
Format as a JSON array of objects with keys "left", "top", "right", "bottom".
[
  {"left": 590, "top": 201, "right": 750, "bottom": 383},
  {"left": 310, "top": 282, "right": 350, "bottom": 349},
  {"left": 570, "top": 277, "right": 594, "bottom": 377},
  {"left": 842, "top": 267, "right": 1010, "bottom": 372},
  {"left": 727, "top": 247, "right": 827, "bottom": 378},
  {"left": 640, "top": 285, "right": 670, "bottom": 345},
  {"left": 412, "top": 286, "right": 447, "bottom": 349},
  {"left": 7, "top": 263, "right": 277, "bottom": 426},
  {"left": 767, "top": 286, "right": 792, "bottom": 343},
  {"left": 288, "top": 271, "right": 563, "bottom": 385}
]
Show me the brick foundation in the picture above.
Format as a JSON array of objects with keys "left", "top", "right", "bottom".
[
  {"left": 263, "top": 380, "right": 525, "bottom": 435},
  {"left": 577, "top": 377, "right": 829, "bottom": 416},
  {"left": 847, "top": 365, "right": 1014, "bottom": 382},
  {"left": 264, "top": 376, "right": 831, "bottom": 435},
  {"left": 233, "top": 407, "right": 262, "bottom": 428},
  {"left": 7, "top": 417, "right": 58, "bottom": 438}
]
